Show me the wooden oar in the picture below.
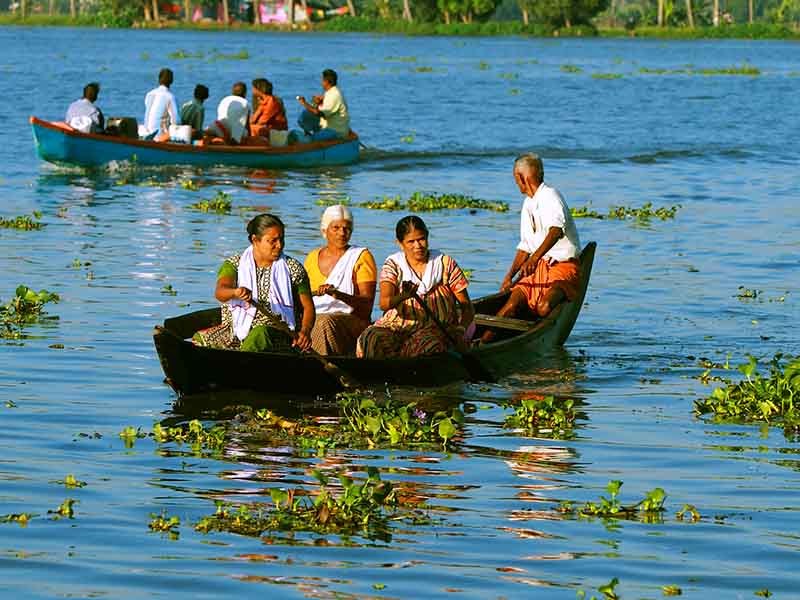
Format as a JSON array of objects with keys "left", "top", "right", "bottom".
[
  {"left": 249, "top": 299, "right": 359, "bottom": 390},
  {"left": 411, "top": 292, "right": 495, "bottom": 383}
]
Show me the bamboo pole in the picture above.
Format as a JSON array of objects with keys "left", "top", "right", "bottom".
[
  {"left": 184, "top": 0, "right": 191, "bottom": 22},
  {"left": 686, "top": 0, "right": 695, "bottom": 27}
]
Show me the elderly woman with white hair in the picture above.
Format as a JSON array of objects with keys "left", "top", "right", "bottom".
[{"left": 303, "top": 205, "right": 377, "bottom": 355}]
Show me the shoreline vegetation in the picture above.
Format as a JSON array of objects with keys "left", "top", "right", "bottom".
[{"left": 1, "top": 14, "right": 799, "bottom": 39}]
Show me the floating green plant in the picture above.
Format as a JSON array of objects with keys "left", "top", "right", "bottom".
[
  {"left": 53, "top": 474, "right": 86, "bottom": 488},
  {"left": 662, "top": 585, "right": 682, "bottom": 596},
  {"left": 736, "top": 286, "right": 761, "bottom": 300},
  {"left": 180, "top": 179, "right": 200, "bottom": 191},
  {"left": 152, "top": 419, "right": 226, "bottom": 452},
  {"left": 502, "top": 395, "right": 576, "bottom": 438},
  {"left": 342, "top": 63, "right": 367, "bottom": 71},
  {"left": 189, "top": 191, "right": 232, "bottom": 214},
  {"left": 755, "top": 589, "right": 773, "bottom": 598},
  {"left": 1, "top": 285, "right": 59, "bottom": 339},
  {"left": 509, "top": 88, "right": 521, "bottom": 95},
  {"left": 571, "top": 203, "right": 679, "bottom": 222},
  {"left": 385, "top": 55, "right": 417, "bottom": 62},
  {"left": 1, "top": 513, "right": 34, "bottom": 527},
  {"left": 413, "top": 66, "right": 435, "bottom": 73},
  {"left": 0, "top": 212, "right": 44, "bottom": 230},
  {"left": 149, "top": 510, "right": 180, "bottom": 538},
  {"left": 558, "top": 480, "right": 666, "bottom": 521},
  {"left": 560, "top": 64, "right": 583, "bottom": 73},
  {"left": 49, "top": 498, "right": 77, "bottom": 519},
  {"left": 478, "top": 60, "right": 490, "bottom": 70},
  {"left": 339, "top": 390, "right": 463, "bottom": 448},
  {"left": 212, "top": 49, "right": 249, "bottom": 60},
  {"left": 694, "top": 354, "right": 800, "bottom": 434},
  {"left": 400, "top": 131, "right": 416, "bottom": 143},
  {"left": 577, "top": 577, "right": 619, "bottom": 600},
  {"left": 638, "top": 67, "right": 686, "bottom": 75},
  {"left": 316, "top": 192, "right": 508, "bottom": 212},
  {"left": 195, "top": 467, "right": 407, "bottom": 541},
  {"left": 499, "top": 72, "right": 518, "bottom": 79},
  {"left": 676, "top": 503, "right": 701, "bottom": 521},
  {"left": 161, "top": 284, "right": 177, "bottom": 296},
  {"left": 696, "top": 63, "right": 760, "bottom": 75},
  {"left": 168, "top": 49, "right": 203, "bottom": 59},
  {"left": 592, "top": 73, "right": 623, "bottom": 79},
  {"left": 119, "top": 426, "right": 147, "bottom": 448}
]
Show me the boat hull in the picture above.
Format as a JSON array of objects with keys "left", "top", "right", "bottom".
[
  {"left": 30, "top": 116, "right": 360, "bottom": 168},
  {"left": 153, "top": 243, "right": 595, "bottom": 397}
]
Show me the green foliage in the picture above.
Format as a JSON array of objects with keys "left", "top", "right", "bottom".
[
  {"left": 119, "top": 426, "right": 147, "bottom": 448},
  {"left": 558, "top": 480, "right": 667, "bottom": 521},
  {"left": 1, "top": 285, "right": 59, "bottom": 339},
  {"left": 195, "top": 468, "right": 410, "bottom": 541},
  {"left": 592, "top": 73, "right": 624, "bottom": 79},
  {"left": 662, "top": 584, "right": 683, "bottom": 595},
  {"left": 54, "top": 474, "right": 87, "bottom": 488},
  {"left": 571, "top": 202, "right": 679, "bottom": 222},
  {"left": 152, "top": 419, "right": 227, "bottom": 453},
  {"left": 736, "top": 286, "right": 761, "bottom": 300},
  {"left": 212, "top": 49, "right": 250, "bottom": 60},
  {"left": 316, "top": 192, "right": 507, "bottom": 212},
  {"left": 577, "top": 577, "right": 620, "bottom": 600},
  {"left": 675, "top": 503, "right": 701, "bottom": 522},
  {"left": 149, "top": 510, "right": 180, "bottom": 538},
  {"left": 169, "top": 49, "right": 204, "bottom": 59},
  {"left": 50, "top": 498, "right": 77, "bottom": 519},
  {"left": 502, "top": 395, "right": 577, "bottom": 438},
  {"left": 1, "top": 512, "right": 34, "bottom": 526},
  {"left": 161, "top": 284, "right": 178, "bottom": 296},
  {"left": 339, "top": 390, "right": 464, "bottom": 448},
  {"left": 0, "top": 212, "right": 44, "bottom": 230},
  {"left": 521, "top": 0, "right": 608, "bottom": 28},
  {"left": 189, "top": 191, "right": 232, "bottom": 214},
  {"left": 561, "top": 64, "right": 583, "bottom": 73},
  {"left": 694, "top": 354, "right": 800, "bottom": 434},
  {"left": 605, "top": 23, "right": 800, "bottom": 40}
]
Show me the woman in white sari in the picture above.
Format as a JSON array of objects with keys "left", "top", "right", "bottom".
[
  {"left": 193, "top": 214, "right": 314, "bottom": 352},
  {"left": 304, "top": 205, "right": 377, "bottom": 355}
]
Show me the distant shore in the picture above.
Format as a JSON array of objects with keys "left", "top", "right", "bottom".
[{"left": 2, "top": 14, "right": 798, "bottom": 40}]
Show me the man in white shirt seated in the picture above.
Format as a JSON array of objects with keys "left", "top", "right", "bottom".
[
  {"left": 204, "top": 82, "right": 250, "bottom": 145},
  {"left": 481, "top": 154, "right": 582, "bottom": 343},
  {"left": 295, "top": 69, "right": 350, "bottom": 142},
  {"left": 65, "top": 82, "right": 104, "bottom": 134},
  {"left": 142, "top": 68, "right": 179, "bottom": 141}
]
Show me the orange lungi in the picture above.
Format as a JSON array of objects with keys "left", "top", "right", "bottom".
[{"left": 514, "top": 257, "right": 580, "bottom": 311}]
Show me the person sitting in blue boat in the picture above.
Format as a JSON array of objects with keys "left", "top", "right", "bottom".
[
  {"left": 180, "top": 84, "right": 209, "bottom": 140},
  {"left": 193, "top": 213, "right": 314, "bottom": 352},
  {"left": 294, "top": 68, "right": 350, "bottom": 143},
  {"left": 204, "top": 82, "right": 251, "bottom": 146},
  {"left": 65, "top": 82, "right": 104, "bottom": 134},
  {"left": 142, "top": 68, "right": 179, "bottom": 142}
]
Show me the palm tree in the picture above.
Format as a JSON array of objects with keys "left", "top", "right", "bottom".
[
  {"left": 686, "top": 0, "right": 694, "bottom": 26},
  {"left": 184, "top": 0, "right": 192, "bottom": 23},
  {"left": 152, "top": 0, "right": 160, "bottom": 22},
  {"left": 748, "top": 0, "right": 754, "bottom": 23},
  {"left": 713, "top": 0, "right": 719, "bottom": 25},
  {"left": 402, "top": 0, "right": 413, "bottom": 21},
  {"left": 222, "top": 0, "right": 230, "bottom": 25},
  {"left": 70, "top": 0, "right": 76, "bottom": 18},
  {"left": 253, "top": 0, "right": 260, "bottom": 23},
  {"left": 346, "top": 0, "right": 356, "bottom": 16},
  {"left": 657, "top": 0, "right": 664, "bottom": 26}
]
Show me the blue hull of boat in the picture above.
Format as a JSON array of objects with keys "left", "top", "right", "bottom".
[{"left": 30, "top": 117, "right": 360, "bottom": 168}]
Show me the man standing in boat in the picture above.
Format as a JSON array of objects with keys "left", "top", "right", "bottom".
[
  {"left": 482, "top": 154, "right": 581, "bottom": 342},
  {"left": 142, "top": 68, "right": 179, "bottom": 141},
  {"left": 295, "top": 68, "right": 350, "bottom": 142}
]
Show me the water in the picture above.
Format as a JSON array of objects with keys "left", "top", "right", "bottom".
[{"left": 1, "top": 26, "right": 799, "bottom": 599}]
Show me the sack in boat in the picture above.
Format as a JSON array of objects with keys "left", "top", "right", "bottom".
[
  {"left": 105, "top": 117, "right": 138, "bottom": 139},
  {"left": 169, "top": 124, "right": 192, "bottom": 144},
  {"left": 269, "top": 129, "right": 289, "bottom": 147}
]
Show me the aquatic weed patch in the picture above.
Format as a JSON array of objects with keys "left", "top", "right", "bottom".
[
  {"left": 0, "top": 212, "right": 44, "bottom": 230},
  {"left": 149, "top": 510, "right": 180, "bottom": 539},
  {"left": 194, "top": 468, "right": 416, "bottom": 542},
  {"left": 557, "top": 480, "right": 666, "bottom": 522},
  {"left": 502, "top": 395, "right": 577, "bottom": 439},
  {"left": 577, "top": 577, "right": 620, "bottom": 600},
  {"left": 638, "top": 64, "right": 759, "bottom": 76},
  {"left": 694, "top": 354, "right": 800, "bottom": 434},
  {"left": 571, "top": 202, "right": 679, "bottom": 222},
  {"left": 339, "top": 390, "right": 463, "bottom": 448},
  {"left": 1, "top": 285, "right": 59, "bottom": 339},
  {"left": 189, "top": 191, "right": 232, "bottom": 214},
  {"left": 317, "top": 192, "right": 508, "bottom": 213},
  {"left": 168, "top": 49, "right": 204, "bottom": 59}
]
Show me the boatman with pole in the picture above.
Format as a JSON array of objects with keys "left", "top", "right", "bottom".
[{"left": 481, "top": 153, "right": 581, "bottom": 343}]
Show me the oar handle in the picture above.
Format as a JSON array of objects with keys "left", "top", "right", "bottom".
[{"left": 411, "top": 292, "right": 460, "bottom": 349}]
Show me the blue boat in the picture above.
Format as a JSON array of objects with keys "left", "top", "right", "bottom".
[{"left": 30, "top": 117, "right": 361, "bottom": 168}]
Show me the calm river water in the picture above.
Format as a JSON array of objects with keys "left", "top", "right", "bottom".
[{"left": 1, "top": 27, "right": 799, "bottom": 599}]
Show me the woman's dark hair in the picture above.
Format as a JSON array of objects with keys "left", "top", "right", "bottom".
[
  {"left": 395, "top": 215, "right": 428, "bottom": 241},
  {"left": 247, "top": 213, "right": 284, "bottom": 242},
  {"left": 252, "top": 78, "right": 273, "bottom": 95}
]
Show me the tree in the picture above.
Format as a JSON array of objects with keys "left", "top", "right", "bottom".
[
  {"left": 403, "top": 0, "right": 413, "bottom": 20},
  {"left": 346, "top": 0, "right": 356, "bottom": 16},
  {"left": 185, "top": 0, "right": 192, "bottom": 22},
  {"left": 222, "top": 0, "right": 230, "bottom": 24},
  {"left": 526, "top": 0, "right": 609, "bottom": 27},
  {"left": 686, "top": 0, "right": 695, "bottom": 26}
]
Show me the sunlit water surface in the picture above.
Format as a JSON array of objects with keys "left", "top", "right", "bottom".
[{"left": 0, "top": 27, "right": 799, "bottom": 599}]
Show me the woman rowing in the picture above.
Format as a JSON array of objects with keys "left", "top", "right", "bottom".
[
  {"left": 304, "top": 205, "right": 377, "bottom": 355},
  {"left": 357, "top": 215, "right": 475, "bottom": 358},
  {"left": 193, "top": 213, "right": 314, "bottom": 352}
]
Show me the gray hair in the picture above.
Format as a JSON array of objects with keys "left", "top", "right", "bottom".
[
  {"left": 514, "top": 153, "right": 544, "bottom": 184},
  {"left": 320, "top": 204, "right": 353, "bottom": 237}
]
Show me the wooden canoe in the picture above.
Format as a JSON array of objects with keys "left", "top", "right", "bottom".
[
  {"left": 30, "top": 116, "right": 360, "bottom": 168},
  {"left": 153, "top": 242, "right": 596, "bottom": 396}
]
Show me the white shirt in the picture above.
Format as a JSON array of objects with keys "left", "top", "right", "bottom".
[
  {"left": 143, "top": 85, "right": 179, "bottom": 136},
  {"left": 215, "top": 95, "right": 250, "bottom": 143},
  {"left": 319, "top": 85, "right": 350, "bottom": 138},
  {"left": 65, "top": 98, "right": 102, "bottom": 132},
  {"left": 517, "top": 182, "right": 581, "bottom": 262}
]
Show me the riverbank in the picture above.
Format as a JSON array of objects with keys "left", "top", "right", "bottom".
[{"left": 1, "top": 13, "right": 799, "bottom": 40}]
